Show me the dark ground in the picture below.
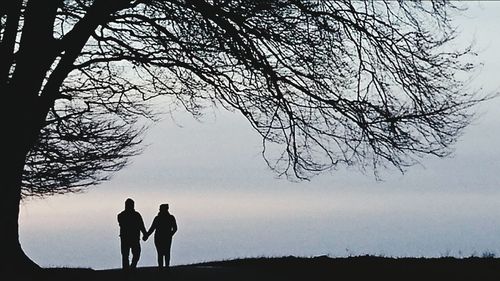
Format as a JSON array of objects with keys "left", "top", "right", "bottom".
[{"left": 13, "top": 255, "right": 500, "bottom": 281}]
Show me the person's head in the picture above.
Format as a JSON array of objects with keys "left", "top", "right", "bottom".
[
  {"left": 125, "top": 198, "right": 135, "bottom": 210},
  {"left": 159, "top": 203, "right": 169, "bottom": 213}
]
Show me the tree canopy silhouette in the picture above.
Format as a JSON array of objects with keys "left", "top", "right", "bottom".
[{"left": 0, "top": 0, "right": 485, "bottom": 271}]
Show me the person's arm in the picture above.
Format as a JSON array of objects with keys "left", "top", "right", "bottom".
[
  {"left": 171, "top": 216, "right": 178, "bottom": 236},
  {"left": 139, "top": 214, "right": 147, "bottom": 236},
  {"left": 145, "top": 217, "right": 157, "bottom": 237}
]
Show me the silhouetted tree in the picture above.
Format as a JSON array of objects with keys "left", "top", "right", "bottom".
[{"left": 0, "top": 0, "right": 486, "bottom": 271}]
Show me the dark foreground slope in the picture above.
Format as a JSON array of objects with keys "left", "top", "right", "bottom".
[{"left": 13, "top": 256, "right": 500, "bottom": 281}]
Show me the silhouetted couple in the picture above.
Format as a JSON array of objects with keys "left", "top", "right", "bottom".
[{"left": 117, "top": 198, "right": 177, "bottom": 270}]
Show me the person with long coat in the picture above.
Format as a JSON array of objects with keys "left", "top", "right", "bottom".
[{"left": 144, "top": 203, "right": 178, "bottom": 269}]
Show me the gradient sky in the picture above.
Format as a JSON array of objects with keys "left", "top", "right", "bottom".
[{"left": 19, "top": 1, "right": 500, "bottom": 270}]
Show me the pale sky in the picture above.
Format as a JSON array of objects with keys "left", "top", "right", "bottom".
[{"left": 19, "top": 1, "right": 500, "bottom": 270}]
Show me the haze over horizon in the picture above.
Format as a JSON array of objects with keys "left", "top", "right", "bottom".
[{"left": 18, "top": 1, "right": 500, "bottom": 270}]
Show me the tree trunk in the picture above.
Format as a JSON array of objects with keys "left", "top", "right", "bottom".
[
  {"left": 2, "top": 149, "right": 40, "bottom": 274},
  {"left": 3, "top": 0, "right": 60, "bottom": 269},
  {"left": 2, "top": 89, "right": 44, "bottom": 273}
]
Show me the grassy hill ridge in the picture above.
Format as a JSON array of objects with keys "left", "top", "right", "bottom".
[{"left": 14, "top": 255, "right": 500, "bottom": 281}]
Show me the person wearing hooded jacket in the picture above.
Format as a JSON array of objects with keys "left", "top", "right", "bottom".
[{"left": 144, "top": 203, "right": 178, "bottom": 269}]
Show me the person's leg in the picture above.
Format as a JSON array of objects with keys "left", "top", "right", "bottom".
[
  {"left": 120, "top": 240, "right": 130, "bottom": 269},
  {"left": 155, "top": 239, "right": 166, "bottom": 269},
  {"left": 165, "top": 238, "right": 172, "bottom": 268},
  {"left": 130, "top": 241, "right": 141, "bottom": 268},
  {"left": 156, "top": 247, "right": 163, "bottom": 268},
  {"left": 164, "top": 252, "right": 170, "bottom": 268}
]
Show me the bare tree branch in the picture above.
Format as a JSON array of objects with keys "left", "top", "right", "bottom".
[{"left": 2, "top": 0, "right": 489, "bottom": 197}]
